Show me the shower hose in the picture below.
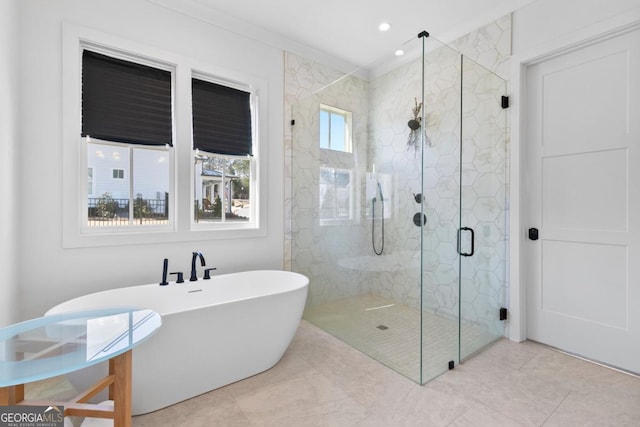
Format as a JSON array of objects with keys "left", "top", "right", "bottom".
[{"left": 372, "top": 197, "right": 384, "bottom": 255}]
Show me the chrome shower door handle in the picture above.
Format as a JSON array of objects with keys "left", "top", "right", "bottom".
[{"left": 457, "top": 227, "right": 475, "bottom": 257}]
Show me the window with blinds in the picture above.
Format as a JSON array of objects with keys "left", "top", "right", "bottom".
[
  {"left": 82, "top": 49, "right": 172, "bottom": 229},
  {"left": 191, "top": 77, "right": 255, "bottom": 225}
]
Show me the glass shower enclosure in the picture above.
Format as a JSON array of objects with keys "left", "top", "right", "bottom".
[{"left": 290, "top": 33, "right": 508, "bottom": 384}]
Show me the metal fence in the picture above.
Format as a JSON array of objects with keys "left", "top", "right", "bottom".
[{"left": 87, "top": 195, "right": 168, "bottom": 227}]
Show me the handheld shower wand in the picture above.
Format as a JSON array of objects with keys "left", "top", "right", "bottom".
[
  {"left": 372, "top": 182, "right": 385, "bottom": 255},
  {"left": 377, "top": 182, "right": 384, "bottom": 202}
]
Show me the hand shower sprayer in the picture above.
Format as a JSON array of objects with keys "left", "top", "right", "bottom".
[
  {"left": 377, "top": 182, "right": 384, "bottom": 202},
  {"left": 372, "top": 182, "right": 385, "bottom": 255}
]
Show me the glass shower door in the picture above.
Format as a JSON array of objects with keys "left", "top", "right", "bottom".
[
  {"left": 292, "top": 44, "right": 427, "bottom": 384},
  {"left": 459, "top": 56, "right": 508, "bottom": 360},
  {"left": 419, "top": 36, "right": 464, "bottom": 384}
]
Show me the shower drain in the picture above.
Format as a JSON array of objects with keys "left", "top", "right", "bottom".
[{"left": 376, "top": 325, "right": 389, "bottom": 330}]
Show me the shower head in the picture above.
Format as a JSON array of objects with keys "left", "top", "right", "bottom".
[
  {"left": 377, "top": 182, "right": 384, "bottom": 202},
  {"left": 408, "top": 118, "right": 421, "bottom": 130}
]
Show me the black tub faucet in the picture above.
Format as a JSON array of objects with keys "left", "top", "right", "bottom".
[
  {"left": 190, "top": 251, "right": 206, "bottom": 281},
  {"left": 159, "top": 258, "right": 169, "bottom": 286}
]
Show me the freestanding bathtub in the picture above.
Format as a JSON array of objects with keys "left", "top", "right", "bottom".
[{"left": 46, "top": 270, "right": 309, "bottom": 415}]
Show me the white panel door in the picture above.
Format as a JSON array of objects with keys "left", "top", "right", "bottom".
[{"left": 525, "top": 26, "right": 640, "bottom": 373}]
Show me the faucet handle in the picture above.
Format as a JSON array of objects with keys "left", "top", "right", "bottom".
[
  {"left": 203, "top": 267, "right": 217, "bottom": 280},
  {"left": 170, "top": 272, "right": 184, "bottom": 283}
]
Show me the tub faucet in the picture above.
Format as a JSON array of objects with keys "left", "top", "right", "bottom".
[{"left": 190, "top": 251, "right": 206, "bottom": 281}]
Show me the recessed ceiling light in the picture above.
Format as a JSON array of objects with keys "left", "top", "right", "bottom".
[
  {"left": 378, "top": 22, "right": 391, "bottom": 32},
  {"left": 394, "top": 49, "right": 405, "bottom": 56}
]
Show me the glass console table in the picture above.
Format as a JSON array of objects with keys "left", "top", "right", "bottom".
[{"left": 0, "top": 307, "right": 161, "bottom": 427}]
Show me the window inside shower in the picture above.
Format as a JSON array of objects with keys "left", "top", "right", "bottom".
[{"left": 319, "top": 104, "right": 352, "bottom": 153}]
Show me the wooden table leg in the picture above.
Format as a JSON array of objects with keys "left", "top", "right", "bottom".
[
  {"left": 2, "top": 352, "right": 132, "bottom": 427},
  {"left": 0, "top": 386, "right": 13, "bottom": 405},
  {"left": 109, "top": 350, "right": 132, "bottom": 427},
  {"left": 0, "top": 384, "right": 24, "bottom": 405}
]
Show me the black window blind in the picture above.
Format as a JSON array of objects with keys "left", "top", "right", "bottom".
[
  {"left": 192, "top": 78, "right": 253, "bottom": 156},
  {"left": 82, "top": 50, "right": 173, "bottom": 146}
]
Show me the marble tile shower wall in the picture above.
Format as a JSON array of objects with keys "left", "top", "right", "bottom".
[
  {"left": 286, "top": 56, "right": 372, "bottom": 306},
  {"left": 368, "top": 43, "right": 463, "bottom": 314},
  {"left": 285, "top": 16, "right": 511, "bottom": 329},
  {"left": 451, "top": 14, "right": 512, "bottom": 80},
  {"left": 284, "top": 54, "right": 347, "bottom": 273}
]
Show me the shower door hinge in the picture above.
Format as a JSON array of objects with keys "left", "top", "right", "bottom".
[
  {"left": 291, "top": 119, "right": 295, "bottom": 126},
  {"left": 499, "top": 307, "right": 508, "bottom": 321},
  {"left": 501, "top": 96, "right": 510, "bottom": 109}
]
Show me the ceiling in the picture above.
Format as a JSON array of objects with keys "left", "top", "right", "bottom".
[{"left": 154, "top": 0, "right": 538, "bottom": 70}]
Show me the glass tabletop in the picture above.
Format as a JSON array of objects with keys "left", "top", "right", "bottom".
[{"left": 0, "top": 307, "right": 161, "bottom": 387}]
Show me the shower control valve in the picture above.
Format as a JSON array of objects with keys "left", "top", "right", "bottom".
[{"left": 413, "top": 213, "right": 427, "bottom": 227}]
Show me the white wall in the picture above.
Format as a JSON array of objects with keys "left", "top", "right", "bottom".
[
  {"left": 513, "top": 0, "right": 640, "bottom": 54},
  {"left": 17, "top": 0, "right": 284, "bottom": 320},
  {"left": 508, "top": 0, "right": 640, "bottom": 341},
  {"left": 0, "top": 0, "right": 19, "bottom": 327}
]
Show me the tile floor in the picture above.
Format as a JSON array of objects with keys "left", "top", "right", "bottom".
[
  {"left": 128, "top": 320, "right": 640, "bottom": 426},
  {"left": 304, "top": 294, "right": 497, "bottom": 383}
]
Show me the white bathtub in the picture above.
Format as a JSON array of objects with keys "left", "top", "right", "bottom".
[{"left": 46, "top": 270, "right": 309, "bottom": 415}]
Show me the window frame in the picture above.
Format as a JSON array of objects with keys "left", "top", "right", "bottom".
[
  {"left": 319, "top": 104, "right": 353, "bottom": 153},
  {"left": 77, "top": 43, "right": 177, "bottom": 235},
  {"left": 62, "top": 22, "right": 268, "bottom": 248},
  {"left": 112, "top": 169, "right": 125, "bottom": 180},
  {"left": 190, "top": 71, "right": 259, "bottom": 231},
  {"left": 88, "top": 167, "right": 94, "bottom": 195}
]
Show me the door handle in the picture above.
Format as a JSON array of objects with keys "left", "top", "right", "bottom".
[
  {"left": 528, "top": 227, "right": 539, "bottom": 241},
  {"left": 457, "top": 227, "right": 475, "bottom": 257}
]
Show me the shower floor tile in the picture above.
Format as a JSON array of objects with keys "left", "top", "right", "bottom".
[{"left": 304, "top": 294, "right": 497, "bottom": 383}]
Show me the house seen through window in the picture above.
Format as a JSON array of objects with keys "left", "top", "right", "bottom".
[
  {"left": 194, "top": 154, "right": 251, "bottom": 223},
  {"left": 87, "top": 141, "right": 170, "bottom": 227}
]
